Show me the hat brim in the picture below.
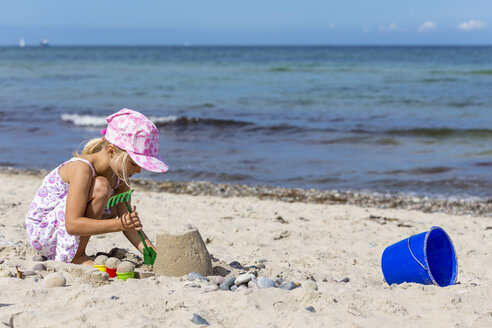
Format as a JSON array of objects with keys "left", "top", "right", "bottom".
[{"left": 127, "top": 150, "right": 169, "bottom": 173}]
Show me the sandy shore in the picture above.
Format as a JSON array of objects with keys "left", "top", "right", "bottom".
[{"left": 0, "top": 171, "right": 491, "bottom": 327}]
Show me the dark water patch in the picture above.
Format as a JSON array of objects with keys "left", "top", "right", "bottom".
[
  {"left": 386, "top": 128, "right": 492, "bottom": 139},
  {"left": 474, "top": 162, "right": 492, "bottom": 167},
  {"left": 468, "top": 69, "right": 492, "bottom": 75},
  {"left": 190, "top": 103, "right": 215, "bottom": 109},
  {"left": 155, "top": 116, "right": 254, "bottom": 129},
  {"left": 375, "top": 138, "right": 400, "bottom": 146},
  {"left": 382, "top": 166, "right": 453, "bottom": 175},
  {"left": 446, "top": 100, "right": 484, "bottom": 108},
  {"left": 421, "top": 78, "right": 459, "bottom": 83},
  {"left": 269, "top": 66, "right": 290, "bottom": 72}
]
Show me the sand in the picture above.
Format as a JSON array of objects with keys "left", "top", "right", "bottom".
[{"left": 0, "top": 171, "right": 491, "bottom": 327}]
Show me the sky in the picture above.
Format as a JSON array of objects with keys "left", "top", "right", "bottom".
[{"left": 0, "top": 0, "right": 491, "bottom": 45}]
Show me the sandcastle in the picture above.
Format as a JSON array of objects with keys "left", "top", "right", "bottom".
[{"left": 154, "top": 228, "right": 212, "bottom": 276}]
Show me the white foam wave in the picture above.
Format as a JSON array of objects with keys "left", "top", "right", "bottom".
[
  {"left": 61, "top": 114, "right": 106, "bottom": 126},
  {"left": 61, "top": 113, "right": 180, "bottom": 126}
]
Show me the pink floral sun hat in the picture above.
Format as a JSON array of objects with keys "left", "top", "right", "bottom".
[{"left": 101, "top": 108, "right": 168, "bottom": 173}]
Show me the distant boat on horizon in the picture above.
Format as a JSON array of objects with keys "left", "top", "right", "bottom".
[
  {"left": 40, "top": 39, "right": 49, "bottom": 47},
  {"left": 19, "top": 38, "right": 25, "bottom": 48}
]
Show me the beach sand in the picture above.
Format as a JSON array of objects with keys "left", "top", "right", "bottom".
[{"left": 0, "top": 171, "right": 491, "bottom": 327}]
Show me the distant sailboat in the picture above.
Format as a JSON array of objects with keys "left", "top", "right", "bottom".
[
  {"left": 40, "top": 39, "right": 49, "bottom": 47},
  {"left": 19, "top": 38, "right": 25, "bottom": 48}
]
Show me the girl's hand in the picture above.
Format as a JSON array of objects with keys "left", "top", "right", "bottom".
[{"left": 119, "top": 206, "right": 142, "bottom": 231}]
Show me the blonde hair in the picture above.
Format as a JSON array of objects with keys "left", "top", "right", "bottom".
[{"left": 74, "top": 137, "right": 132, "bottom": 187}]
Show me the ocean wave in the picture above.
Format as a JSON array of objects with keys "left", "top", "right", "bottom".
[{"left": 61, "top": 113, "right": 253, "bottom": 129}]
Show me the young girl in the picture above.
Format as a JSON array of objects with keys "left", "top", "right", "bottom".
[{"left": 25, "top": 108, "right": 168, "bottom": 265}]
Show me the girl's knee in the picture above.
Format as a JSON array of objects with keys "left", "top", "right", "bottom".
[{"left": 91, "top": 176, "right": 112, "bottom": 201}]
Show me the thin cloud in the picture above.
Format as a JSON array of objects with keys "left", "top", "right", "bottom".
[
  {"left": 418, "top": 21, "right": 436, "bottom": 32},
  {"left": 457, "top": 19, "right": 485, "bottom": 31},
  {"left": 379, "top": 23, "right": 401, "bottom": 33},
  {"left": 328, "top": 23, "right": 336, "bottom": 30},
  {"left": 362, "top": 26, "right": 370, "bottom": 34}
]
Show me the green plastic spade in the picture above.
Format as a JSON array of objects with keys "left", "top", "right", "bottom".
[{"left": 107, "top": 190, "right": 157, "bottom": 265}]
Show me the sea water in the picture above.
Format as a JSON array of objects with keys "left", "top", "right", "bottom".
[{"left": 0, "top": 46, "right": 491, "bottom": 198}]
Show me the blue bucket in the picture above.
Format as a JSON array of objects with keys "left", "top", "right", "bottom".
[{"left": 381, "top": 226, "right": 458, "bottom": 286}]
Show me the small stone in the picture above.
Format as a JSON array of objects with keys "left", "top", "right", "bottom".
[
  {"left": 257, "top": 263, "right": 266, "bottom": 269},
  {"left": 274, "top": 278, "right": 285, "bottom": 287},
  {"left": 105, "top": 257, "right": 121, "bottom": 269},
  {"left": 339, "top": 277, "right": 350, "bottom": 283},
  {"left": 32, "top": 255, "right": 48, "bottom": 262},
  {"left": 209, "top": 275, "right": 225, "bottom": 285},
  {"left": 116, "top": 261, "right": 135, "bottom": 273},
  {"left": 305, "top": 306, "right": 315, "bottom": 313},
  {"left": 0, "top": 259, "right": 4, "bottom": 264},
  {"left": 23, "top": 270, "right": 36, "bottom": 276},
  {"left": 187, "top": 272, "right": 210, "bottom": 282},
  {"left": 191, "top": 313, "right": 209, "bottom": 326},
  {"left": 235, "top": 273, "right": 254, "bottom": 286},
  {"left": 184, "top": 282, "right": 201, "bottom": 288},
  {"left": 229, "top": 261, "right": 243, "bottom": 269},
  {"left": 235, "top": 285, "right": 248, "bottom": 292},
  {"left": 202, "top": 284, "right": 219, "bottom": 292},
  {"left": 219, "top": 276, "right": 236, "bottom": 290},
  {"left": 230, "top": 285, "right": 238, "bottom": 292},
  {"left": 32, "top": 264, "right": 47, "bottom": 272},
  {"left": 33, "top": 277, "right": 38, "bottom": 282},
  {"left": 257, "top": 259, "right": 267, "bottom": 263},
  {"left": 257, "top": 277, "right": 276, "bottom": 289},
  {"left": 42, "top": 273, "right": 66, "bottom": 288},
  {"left": 248, "top": 280, "right": 259, "bottom": 289},
  {"left": 94, "top": 255, "right": 108, "bottom": 266},
  {"left": 279, "top": 282, "right": 297, "bottom": 290},
  {"left": 110, "top": 296, "right": 120, "bottom": 300}
]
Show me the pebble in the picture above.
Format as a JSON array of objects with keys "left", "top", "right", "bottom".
[
  {"left": 184, "top": 282, "right": 201, "bottom": 288},
  {"left": 230, "top": 285, "right": 238, "bottom": 292},
  {"left": 274, "top": 278, "right": 285, "bottom": 287},
  {"left": 219, "top": 276, "right": 236, "bottom": 290},
  {"left": 187, "top": 272, "right": 210, "bottom": 282},
  {"left": 110, "top": 296, "right": 120, "bottom": 300},
  {"left": 32, "top": 255, "right": 48, "bottom": 262},
  {"left": 32, "top": 264, "right": 47, "bottom": 272},
  {"left": 191, "top": 313, "right": 209, "bottom": 326},
  {"left": 235, "top": 285, "right": 248, "bottom": 292},
  {"left": 22, "top": 270, "right": 36, "bottom": 276},
  {"left": 257, "top": 277, "right": 276, "bottom": 289},
  {"left": 257, "top": 259, "right": 267, "bottom": 263},
  {"left": 339, "top": 277, "right": 350, "bottom": 283},
  {"left": 229, "top": 261, "right": 243, "bottom": 269},
  {"left": 202, "top": 284, "right": 219, "bottom": 292},
  {"left": 235, "top": 273, "right": 254, "bottom": 286},
  {"left": 42, "top": 273, "right": 66, "bottom": 288},
  {"left": 248, "top": 280, "right": 259, "bottom": 289},
  {"left": 305, "top": 306, "right": 315, "bottom": 313},
  {"left": 33, "top": 277, "right": 38, "bottom": 282},
  {"left": 209, "top": 275, "right": 225, "bottom": 285},
  {"left": 279, "top": 282, "right": 297, "bottom": 290},
  {"left": 0, "top": 259, "right": 4, "bottom": 264},
  {"left": 257, "top": 263, "right": 266, "bottom": 269}
]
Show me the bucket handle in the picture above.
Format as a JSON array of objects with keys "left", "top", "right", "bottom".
[{"left": 407, "top": 235, "right": 428, "bottom": 271}]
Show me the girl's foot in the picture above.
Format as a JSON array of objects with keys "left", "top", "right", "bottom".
[{"left": 71, "top": 254, "right": 94, "bottom": 266}]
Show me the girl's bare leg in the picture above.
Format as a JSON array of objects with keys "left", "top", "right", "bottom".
[{"left": 71, "top": 176, "right": 115, "bottom": 265}]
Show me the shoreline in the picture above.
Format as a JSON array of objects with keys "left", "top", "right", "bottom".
[{"left": 2, "top": 165, "right": 491, "bottom": 217}]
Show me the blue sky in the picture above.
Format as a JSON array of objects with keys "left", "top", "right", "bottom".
[{"left": 1, "top": 0, "right": 491, "bottom": 45}]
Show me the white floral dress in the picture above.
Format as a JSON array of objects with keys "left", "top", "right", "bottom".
[{"left": 25, "top": 157, "right": 118, "bottom": 262}]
